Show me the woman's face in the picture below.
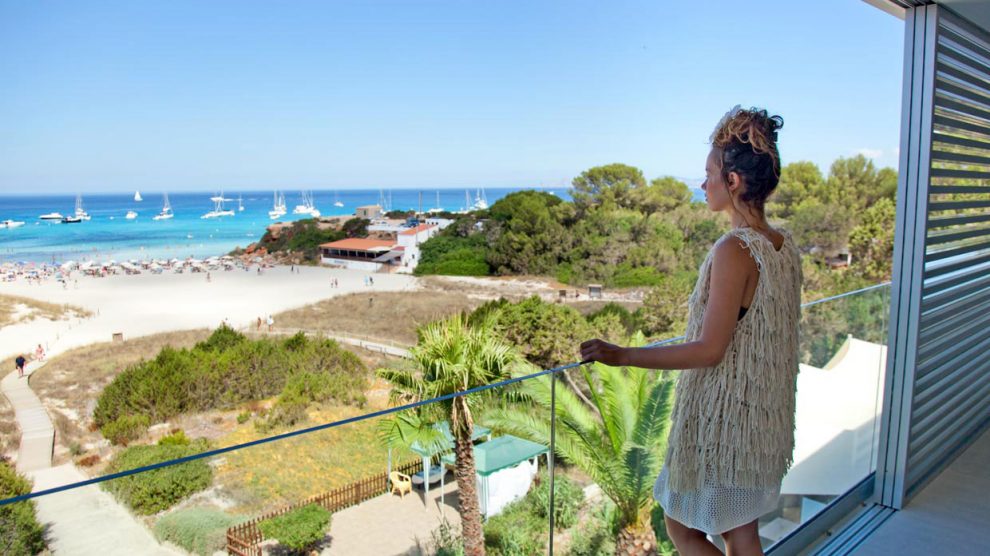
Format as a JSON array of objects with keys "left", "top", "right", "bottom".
[{"left": 702, "top": 149, "right": 733, "bottom": 213}]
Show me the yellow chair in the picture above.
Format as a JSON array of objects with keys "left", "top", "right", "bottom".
[{"left": 390, "top": 471, "right": 412, "bottom": 498}]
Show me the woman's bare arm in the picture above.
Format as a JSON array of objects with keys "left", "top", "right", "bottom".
[{"left": 580, "top": 238, "right": 754, "bottom": 370}]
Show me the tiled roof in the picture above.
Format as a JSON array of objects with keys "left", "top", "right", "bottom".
[
  {"left": 320, "top": 238, "right": 395, "bottom": 251},
  {"left": 399, "top": 223, "right": 438, "bottom": 236}
]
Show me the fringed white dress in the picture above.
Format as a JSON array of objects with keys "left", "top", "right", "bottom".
[{"left": 653, "top": 227, "right": 802, "bottom": 536}]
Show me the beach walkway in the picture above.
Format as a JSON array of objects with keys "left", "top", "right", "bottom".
[
  {"left": 2, "top": 361, "right": 180, "bottom": 555},
  {"left": 1, "top": 361, "right": 55, "bottom": 472},
  {"left": 251, "top": 327, "right": 414, "bottom": 359}
]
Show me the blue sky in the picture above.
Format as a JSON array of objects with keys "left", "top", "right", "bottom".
[{"left": 0, "top": 1, "right": 904, "bottom": 193}]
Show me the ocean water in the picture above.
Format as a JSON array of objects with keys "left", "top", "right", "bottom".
[{"left": 0, "top": 188, "right": 570, "bottom": 264}]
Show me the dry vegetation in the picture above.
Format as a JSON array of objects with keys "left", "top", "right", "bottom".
[
  {"left": 29, "top": 329, "right": 211, "bottom": 460},
  {"left": 0, "top": 356, "right": 20, "bottom": 459},
  {"left": 0, "top": 294, "right": 91, "bottom": 327},
  {"left": 275, "top": 290, "right": 482, "bottom": 345}
]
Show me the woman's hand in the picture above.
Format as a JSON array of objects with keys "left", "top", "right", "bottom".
[{"left": 580, "top": 338, "right": 627, "bottom": 367}]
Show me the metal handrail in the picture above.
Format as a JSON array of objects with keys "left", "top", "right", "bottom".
[{"left": 0, "top": 282, "right": 891, "bottom": 507}]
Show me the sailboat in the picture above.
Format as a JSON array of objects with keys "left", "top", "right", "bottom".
[
  {"left": 427, "top": 190, "right": 444, "bottom": 214},
  {"left": 238, "top": 194, "right": 245, "bottom": 212},
  {"left": 134, "top": 191, "right": 143, "bottom": 202},
  {"left": 269, "top": 191, "right": 287, "bottom": 219},
  {"left": 333, "top": 191, "right": 344, "bottom": 208},
  {"left": 74, "top": 194, "right": 91, "bottom": 221},
  {"left": 201, "top": 193, "right": 235, "bottom": 219},
  {"left": 471, "top": 187, "right": 489, "bottom": 211},
  {"left": 154, "top": 193, "right": 174, "bottom": 220},
  {"left": 292, "top": 191, "right": 320, "bottom": 217}
]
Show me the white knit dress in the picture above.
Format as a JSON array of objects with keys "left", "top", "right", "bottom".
[{"left": 653, "top": 227, "right": 802, "bottom": 536}]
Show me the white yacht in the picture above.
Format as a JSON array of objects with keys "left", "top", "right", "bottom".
[
  {"left": 39, "top": 212, "right": 64, "bottom": 220},
  {"left": 292, "top": 191, "right": 320, "bottom": 217},
  {"left": 1, "top": 219, "right": 25, "bottom": 229},
  {"left": 427, "top": 190, "right": 444, "bottom": 214},
  {"left": 75, "top": 194, "right": 91, "bottom": 221},
  {"left": 269, "top": 191, "right": 287, "bottom": 219},
  {"left": 201, "top": 195, "right": 235, "bottom": 219},
  {"left": 134, "top": 191, "right": 143, "bottom": 202},
  {"left": 153, "top": 193, "right": 174, "bottom": 220},
  {"left": 125, "top": 210, "right": 138, "bottom": 220},
  {"left": 471, "top": 187, "right": 489, "bottom": 211},
  {"left": 333, "top": 191, "right": 344, "bottom": 208}
]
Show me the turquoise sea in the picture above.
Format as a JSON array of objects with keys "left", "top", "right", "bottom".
[{"left": 0, "top": 188, "right": 572, "bottom": 264}]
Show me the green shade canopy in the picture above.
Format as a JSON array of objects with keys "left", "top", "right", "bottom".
[
  {"left": 442, "top": 434, "right": 548, "bottom": 476},
  {"left": 409, "top": 421, "right": 492, "bottom": 458}
]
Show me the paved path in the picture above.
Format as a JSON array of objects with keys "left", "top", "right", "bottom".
[
  {"left": 323, "top": 480, "right": 461, "bottom": 555},
  {"left": 2, "top": 361, "right": 180, "bottom": 555},
  {"left": 1, "top": 361, "right": 55, "bottom": 472},
  {"left": 29, "top": 464, "right": 182, "bottom": 556},
  {"left": 249, "top": 327, "right": 414, "bottom": 359}
]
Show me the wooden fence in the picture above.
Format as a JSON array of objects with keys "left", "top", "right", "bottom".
[{"left": 226, "top": 459, "right": 421, "bottom": 556}]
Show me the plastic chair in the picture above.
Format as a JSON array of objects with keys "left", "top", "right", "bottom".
[{"left": 390, "top": 471, "right": 412, "bottom": 498}]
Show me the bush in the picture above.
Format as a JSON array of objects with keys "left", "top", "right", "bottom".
[
  {"left": 0, "top": 459, "right": 47, "bottom": 556},
  {"left": 236, "top": 411, "right": 251, "bottom": 424},
  {"left": 95, "top": 328, "right": 369, "bottom": 432},
  {"left": 429, "top": 518, "right": 465, "bottom": 556},
  {"left": 259, "top": 503, "right": 332, "bottom": 554},
  {"left": 566, "top": 502, "right": 617, "bottom": 556},
  {"left": 158, "top": 429, "right": 190, "bottom": 446},
  {"left": 101, "top": 414, "right": 151, "bottom": 445},
  {"left": 103, "top": 441, "right": 213, "bottom": 515},
  {"left": 415, "top": 235, "right": 491, "bottom": 276},
  {"left": 484, "top": 498, "right": 544, "bottom": 556},
  {"left": 527, "top": 472, "right": 582, "bottom": 530},
  {"left": 154, "top": 507, "right": 244, "bottom": 556}
]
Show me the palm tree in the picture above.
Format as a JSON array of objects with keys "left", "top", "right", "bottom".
[
  {"left": 484, "top": 336, "right": 675, "bottom": 556},
  {"left": 376, "top": 314, "right": 518, "bottom": 556}
]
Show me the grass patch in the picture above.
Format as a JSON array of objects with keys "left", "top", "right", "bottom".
[
  {"left": 213, "top": 404, "right": 414, "bottom": 514},
  {"left": 154, "top": 507, "right": 246, "bottom": 556},
  {"left": 29, "top": 329, "right": 211, "bottom": 453},
  {"left": 0, "top": 294, "right": 91, "bottom": 327},
  {"left": 274, "top": 290, "right": 481, "bottom": 345}
]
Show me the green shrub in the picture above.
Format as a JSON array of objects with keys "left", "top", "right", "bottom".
[
  {"left": 415, "top": 235, "right": 491, "bottom": 276},
  {"left": 158, "top": 429, "right": 190, "bottom": 446},
  {"left": 95, "top": 329, "right": 368, "bottom": 429},
  {"left": 236, "top": 411, "right": 251, "bottom": 424},
  {"left": 527, "top": 472, "right": 582, "bottom": 530},
  {"left": 103, "top": 440, "right": 213, "bottom": 515},
  {"left": 429, "top": 518, "right": 465, "bottom": 556},
  {"left": 101, "top": 414, "right": 151, "bottom": 445},
  {"left": 484, "top": 498, "right": 544, "bottom": 556},
  {"left": 0, "top": 459, "right": 47, "bottom": 556},
  {"left": 154, "top": 507, "right": 244, "bottom": 555},
  {"left": 566, "top": 502, "right": 617, "bottom": 556},
  {"left": 259, "top": 503, "right": 332, "bottom": 554}
]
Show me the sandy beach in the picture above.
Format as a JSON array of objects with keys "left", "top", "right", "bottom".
[{"left": 0, "top": 266, "right": 418, "bottom": 362}]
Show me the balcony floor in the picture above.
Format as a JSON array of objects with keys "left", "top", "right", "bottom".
[{"left": 854, "top": 425, "right": 990, "bottom": 555}]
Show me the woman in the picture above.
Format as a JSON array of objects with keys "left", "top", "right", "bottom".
[{"left": 581, "top": 106, "right": 801, "bottom": 556}]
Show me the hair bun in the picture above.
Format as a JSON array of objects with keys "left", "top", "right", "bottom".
[{"left": 711, "top": 106, "right": 783, "bottom": 172}]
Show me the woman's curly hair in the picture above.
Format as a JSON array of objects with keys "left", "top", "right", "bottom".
[{"left": 711, "top": 107, "right": 784, "bottom": 214}]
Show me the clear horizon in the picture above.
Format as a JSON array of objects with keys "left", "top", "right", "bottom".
[{"left": 1, "top": 1, "right": 903, "bottom": 194}]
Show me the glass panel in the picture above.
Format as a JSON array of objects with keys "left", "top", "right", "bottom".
[{"left": 764, "top": 285, "right": 891, "bottom": 546}]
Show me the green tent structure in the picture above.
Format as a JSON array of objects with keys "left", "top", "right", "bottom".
[
  {"left": 441, "top": 434, "right": 548, "bottom": 517},
  {"left": 388, "top": 421, "right": 492, "bottom": 499}
]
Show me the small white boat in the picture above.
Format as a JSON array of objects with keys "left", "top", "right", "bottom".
[
  {"left": 238, "top": 194, "right": 244, "bottom": 212},
  {"left": 0, "top": 219, "right": 25, "bottom": 229},
  {"left": 39, "top": 212, "right": 64, "bottom": 220},
  {"left": 75, "top": 194, "right": 91, "bottom": 221},
  {"left": 333, "top": 191, "right": 344, "bottom": 208},
  {"left": 153, "top": 193, "right": 174, "bottom": 220},
  {"left": 472, "top": 188, "right": 489, "bottom": 211},
  {"left": 269, "top": 191, "right": 287, "bottom": 219},
  {"left": 134, "top": 191, "right": 143, "bottom": 202},
  {"left": 62, "top": 216, "right": 83, "bottom": 224},
  {"left": 427, "top": 190, "right": 443, "bottom": 214},
  {"left": 201, "top": 196, "right": 234, "bottom": 219},
  {"left": 292, "top": 191, "right": 320, "bottom": 217},
  {"left": 125, "top": 210, "right": 138, "bottom": 220}
]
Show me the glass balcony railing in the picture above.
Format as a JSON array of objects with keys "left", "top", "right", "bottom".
[{"left": 0, "top": 284, "right": 890, "bottom": 556}]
